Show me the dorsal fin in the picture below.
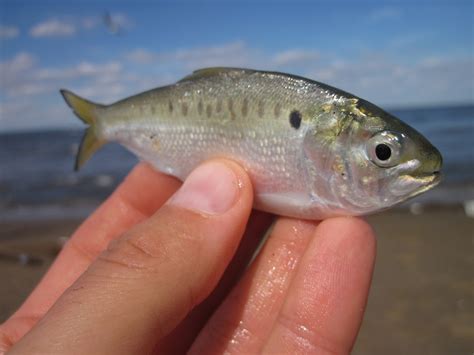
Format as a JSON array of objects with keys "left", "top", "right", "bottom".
[{"left": 178, "top": 67, "right": 256, "bottom": 82}]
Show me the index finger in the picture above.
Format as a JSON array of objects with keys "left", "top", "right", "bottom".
[{"left": 0, "top": 163, "right": 181, "bottom": 344}]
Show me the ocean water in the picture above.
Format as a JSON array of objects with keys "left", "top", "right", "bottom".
[{"left": 1, "top": 105, "right": 473, "bottom": 221}]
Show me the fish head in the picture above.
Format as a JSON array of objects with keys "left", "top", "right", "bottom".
[
  {"left": 347, "top": 99, "right": 442, "bottom": 212},
  {"left": 305, "top": 98, "right": 443, "bottom": 215}
]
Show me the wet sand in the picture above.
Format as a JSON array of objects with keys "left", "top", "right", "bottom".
[
  {"left": 0, "top": 209, "right": 472, "bottom": 354},
  {"left": 357, "top": 208, "right": 473, "bottom": 354}
]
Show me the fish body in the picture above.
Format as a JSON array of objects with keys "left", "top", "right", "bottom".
[{"left": 61, "top": 68, "right": 442, "bottom": 219}]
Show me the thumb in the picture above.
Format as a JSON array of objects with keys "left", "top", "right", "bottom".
[{"left": 10, "top": 159, "right": 254, "bottom": 355}]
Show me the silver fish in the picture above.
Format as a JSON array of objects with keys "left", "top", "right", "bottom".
[{"left": 60, "top": 67, "right": 442, "bottom": 219}]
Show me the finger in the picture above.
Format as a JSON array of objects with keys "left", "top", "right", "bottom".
[
  {"left": 156, "top": 210, "right": 274, "bottom": 354},
  {"left": 262, "top": 217, "right": 376, "bottom": 354},
  {"left": 0, "top": 163, "right": 180, "bottom": 349},
  {"left": 10, "top": 159, "right": 254, "bottom": 355},
  {"left": 190, "top": 217, "right": 318, "bottom": 354}
]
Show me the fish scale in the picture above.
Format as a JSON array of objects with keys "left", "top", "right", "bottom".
[
  {"left": 100, "top": 72, "right": 309, "bottom": 203},
  {"left": 61, "top": 67, "right": 442, "bottom": 219}
]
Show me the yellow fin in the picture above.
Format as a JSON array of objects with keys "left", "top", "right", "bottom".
[
  {"left": 75, "top": 127, "right": 106, "bottom": 170},
  {"left": 60, "top": 89, "right": 106, "bottom": 170},
  {"left": 60, "top": 89, "right": 103, "bottom": 124}
]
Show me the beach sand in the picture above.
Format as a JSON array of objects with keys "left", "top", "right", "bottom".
[{"left": 0, "top": 208, "right": 472, "bottom": 354}]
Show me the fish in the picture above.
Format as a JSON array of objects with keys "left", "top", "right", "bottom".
[{"left": 60, "top": 67, "right": 442, "bottom": 219}]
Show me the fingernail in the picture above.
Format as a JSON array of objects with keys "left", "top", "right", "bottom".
[{"left": 168, "top": 162, "right": 240, "bottom": 215}]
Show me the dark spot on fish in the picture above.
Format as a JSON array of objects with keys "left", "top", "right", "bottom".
[
  {"left": 181, "top": 102, "right": 188, "bottom": 116},
  {"left": 242, "top": 97, "right": 248, "bottom": 117},
  {"left": 289, "top": 110, "right": 302, "bottom": 129},
  {"left": 198, "top": 100, "right": 203, "bottom": 115},
  {"left": 168, "top": 100, "right": 173, "bottom": 113},
  {"left": 274, "top": 103, "right": 281, "bottom": 118},
  {"left": 258, "top": 100, "right": 265, "bottom": 118},
  {"left": 228, "top": 98, "right": 235, "bottom": 120},
  {"left": 216, "top": 98, "right": 222, "bottom": 113},
  {"left": 206, "top": 103, "right": 212, "bottom": 118}
]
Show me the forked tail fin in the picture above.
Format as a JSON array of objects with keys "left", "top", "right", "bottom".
[{"left": 60, "top": 89, "right": 107, "bottom": 170}]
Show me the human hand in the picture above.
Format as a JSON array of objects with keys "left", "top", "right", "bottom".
[{"left": 0, "top": 159, "right": 376, "bottom": 354}]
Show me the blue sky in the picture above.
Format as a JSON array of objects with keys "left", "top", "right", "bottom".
[{"left": 0, "top": 0, "right": 473, "bottom": 131}]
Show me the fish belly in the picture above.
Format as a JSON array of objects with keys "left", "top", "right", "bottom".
[{"left": 104, "top": 117, "right": 313, "bottom": 215}]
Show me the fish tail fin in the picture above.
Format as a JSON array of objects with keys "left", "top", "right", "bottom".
[
  {"left": 60, "top": 89, "right": 107, "bottom": 171},
  {"left": 74, "top": 127, "right": 105, "bottom": 171}
]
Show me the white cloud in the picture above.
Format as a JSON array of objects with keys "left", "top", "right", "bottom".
[
  {"left": 51, "top": 62, "right": 129, "bottom": 103},
  {"left": 74, "top": 83, "right": 126, "bottom": 102},
  {"left": 389, "top": 33, "right": 428, "bottom": 49},
  {"left": 127, "top": 43, "right": 320, "bottom": 71},
  {"left": 30, "top": 19, "right": 76, "bottom": 37},
  {"left": 0, "top": 25, "right": 19, "bottom": 39},
  {"left": 272, "top": 49, "right": 320, "bottom": 67},
  {"left": 419, "top": 56, "right": 445, "bottom": 68},
  {"left": 161, "top": 40, "right": 257, "bottom": 69},
  {"left": 0, "top": 54, "right": 134, "bottom": 130},
  {"left": 36, "top": 61, "right": 123, "bottom": 80},
  {"left": 0, "top": 52, "right": 35, "bottom": 73},
  {"left": 0, "top": 52, "right": 127, "bottom": 101},
  {"left": 7, "top": 82, "right": 54, "bottom": 97},
  {"left": 0, "top": 53, "right": 46, "bottom": 97},
  {"left": 125, "top": 41, "right": 262, "bottom": 79},
  {"left": 28, "top": 14, "right": 133, "bottom": 38},
  {"left": 0, "top": 53, "right": 38, "bottom": 96},
  {"left": 308, "top": 55, "right": 474, "bottom": 107}
]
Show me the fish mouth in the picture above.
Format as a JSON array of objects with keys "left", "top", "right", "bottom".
[
  {"left": 405, "top": 170, "right": 442, "bottom": 198},
  {"left": 414, "top": 170, "right": 442, "bottom": 184}
]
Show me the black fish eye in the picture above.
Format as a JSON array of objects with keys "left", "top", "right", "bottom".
[{"left": 375, "top": 143, "right": 391, "bottom": 161}]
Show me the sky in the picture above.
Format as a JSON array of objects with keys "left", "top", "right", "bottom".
[{"left": 0, "top": 0, "right": 473, "bottom": 131}]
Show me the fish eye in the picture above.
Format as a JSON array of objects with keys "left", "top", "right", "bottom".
[
  {"left": 367, "top": 131, "right": 402, "bottom": 168},
  {"left": 375, "top": 143, "right": 391, "bottom": 161}
]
